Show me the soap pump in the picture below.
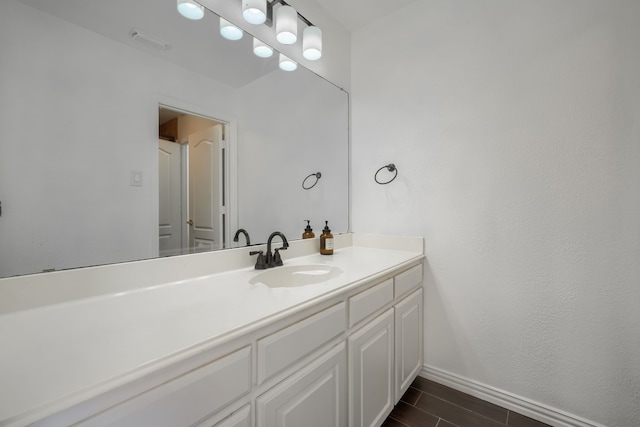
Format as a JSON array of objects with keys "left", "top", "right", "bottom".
[
  {"left": 302, "top": 220, "right": 315, "bottom": 239},
  {"left": 319, "top": 221, "right": 334, "bottom": 255}
]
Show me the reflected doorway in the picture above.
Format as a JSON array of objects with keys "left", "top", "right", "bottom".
[{"left": 158, "top": 106, "right": 228, "bottom": 256}]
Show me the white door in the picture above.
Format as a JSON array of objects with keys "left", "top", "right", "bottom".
[
  {"left": 158, "top": 139, "right": 183, "bottom": 256},
  {"left": 188, "top": 125, "right": 223, "bottom": 252}
]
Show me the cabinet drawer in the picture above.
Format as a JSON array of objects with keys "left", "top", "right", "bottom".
[
  {"left": 79, "top": 346, "right": 251, "bottom": 427},
  {"left": 394, "top": 264, "right": 422, "bottom": 297},
  {"left": 348, "top": 278, "right": 393, "bottom": 327},
  {"left": 257, "top": 302, "right": 345, "bottom": 385}
]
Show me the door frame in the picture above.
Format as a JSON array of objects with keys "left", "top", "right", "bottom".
[{"left": 153, "top": 97, "right": 238, "bottom": 257}]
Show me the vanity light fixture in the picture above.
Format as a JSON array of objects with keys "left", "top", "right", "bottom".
[
  {"left": 275, "top": 5, "right": 297, "bottom": 45},
  {"left": 270, "top": 0, "right": 322, "bottom": 60},
  {"left": 302, "top": 26, "right": 322, "bottom": 60},
  {"left": 220, "top": 17, "right": 244, "bottom": 40},
  {"left": 177, "top": 0, "right": 204, "bottom": 20},
  {"left": 279, "top": 53, "right": 297, "bottom": 71},
  {"left": 253, "top": 37, "right": 274, "bottom": 58},
  {"left": 178, "top": 0, "right": 323, "bottom": 65},
  {"left": 242, "top": 0, "right": 267, "bottom": 25}
]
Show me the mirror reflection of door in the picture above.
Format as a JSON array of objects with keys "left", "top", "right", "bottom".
[
  {"left": 158, "top": 106, "right": 227, "bottom": 256},
  {"left": 158, "top": 138, "right": 182, "bottom": 254},
  {"left": 188, "top": 125, "right": 223, "bottom": 252}
]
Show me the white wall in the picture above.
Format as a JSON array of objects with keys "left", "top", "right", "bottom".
[
  {"left": 351, "top": 0, "right": 640, "bottom": 426},
  {"left": 0, "top": 1, "right": 235, "bottom": 276}
]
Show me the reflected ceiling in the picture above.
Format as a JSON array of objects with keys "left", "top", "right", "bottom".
[{"left": 17, "top": 0, "right": 279, "bottom": 88}]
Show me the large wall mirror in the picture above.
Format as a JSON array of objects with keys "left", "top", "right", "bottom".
[{"left": 0, "top": 0, "right": 349, "bottom": 278}]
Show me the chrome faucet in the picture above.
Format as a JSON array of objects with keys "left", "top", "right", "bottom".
[
  {"left": 266, "top": 231, "right": 289, "bottom": 268},
  {"left": 233, "top": 228, "right": 251, "bottom": 246}
]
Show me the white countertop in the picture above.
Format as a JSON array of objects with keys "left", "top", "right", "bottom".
[{"left": 0, "top": 236, "right": 423, "bottom": 425}]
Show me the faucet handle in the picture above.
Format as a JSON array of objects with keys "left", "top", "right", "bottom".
[
  {"left": 273, "top": 247, "right": 287, "bottom": 266},
  {"left": 249, "top": 250, "right": 267, "bottom": 270}
]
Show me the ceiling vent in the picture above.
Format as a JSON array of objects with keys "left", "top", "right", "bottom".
[{"left": 129, "top": 28, "right": 171, "bottom": 51}]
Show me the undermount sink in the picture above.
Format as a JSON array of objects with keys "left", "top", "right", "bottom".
[{"left": 250, "top": 264, "right": 342, "bottom": 288}]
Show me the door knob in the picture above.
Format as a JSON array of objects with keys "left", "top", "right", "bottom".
[{"left": 186, "top": 219, "right": 193, "bottom": 226}]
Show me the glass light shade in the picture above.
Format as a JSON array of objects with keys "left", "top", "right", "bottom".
[
  {"left": 279, "top": 53, "right": 297, "bottom": 71},
  {"left": 177, "top": 0, "right": 204, "bottom": 20},
  {"left": 253, "top": 38, "right": 273, "bottom": 58},
  {"left": 242, "top": 0, "right": 267, "bottom": 25},
  {"left": 303, "top": 26, "right": 322, "bottom": 60},
  {"left": 276, "top": 5, "right": 297, "bottom": 45},
  {"left": 220, "top": 18, "right": 243, "bottom": 41}
]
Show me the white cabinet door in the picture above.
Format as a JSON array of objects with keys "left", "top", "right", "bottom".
[
  {"left": 394, "top": 288, "right": 423, "bottom": 403},
  {"left": 348, "top": 308, "right": 394, "bottom": 427},
  {"left": 256, "top": 343, "right": 347, "bottom": 427}
]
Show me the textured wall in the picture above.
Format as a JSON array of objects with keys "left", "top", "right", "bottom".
[{"left": 351, "top": 0, "right": 640, "bottom": 425}]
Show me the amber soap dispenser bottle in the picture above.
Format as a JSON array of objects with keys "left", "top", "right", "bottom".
[
  {"left": 302, "top": 220, "right": 315, "bottom": 239},
  {"left": 319, "top": 221, "right": 334, "bottom": 255}
]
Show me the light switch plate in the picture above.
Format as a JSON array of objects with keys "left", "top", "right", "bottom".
[{"left": 130, "top": 170, "right": 143, "bottom": 187}]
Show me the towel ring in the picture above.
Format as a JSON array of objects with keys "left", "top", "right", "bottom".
[
  {"left": 302, "top": 172, "right": 322, "bottom": 190},
  {"left": 375, "top": 164, "right": 397, "bottom": 185}
]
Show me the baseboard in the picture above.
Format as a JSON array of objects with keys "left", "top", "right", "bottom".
[{"left": 420, "top": 365, "right": 605, "bottom": 427}]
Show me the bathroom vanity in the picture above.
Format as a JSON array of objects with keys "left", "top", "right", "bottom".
[{"left": 0, "top": 234, "right": 424, "bottom": 427}]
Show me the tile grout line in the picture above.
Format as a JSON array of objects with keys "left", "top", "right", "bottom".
[
  {"left": 389, "top": 415, "right": 410, "bottom": 427},
  {"left": 420, "top": 391, "right": 509, "bottom": 427},
  {"left": 397, "top": 395, "right": 504, "bottom": 427},
  {"left": 398, "top": 395, "right": 447, "bottom": 427},
  {"left": 398, "top": 379, "right": 552, "bottom": 427},
  {"left": 436, "top": 417, "right": 460, "bottom": 427},
  {"left": 404, "top": 388, "right": 447, "bottom": 426}
]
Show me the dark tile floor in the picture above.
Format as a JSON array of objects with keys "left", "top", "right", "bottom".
[{"left": 383, "top": 377, "right": 551, "bottom": 427}]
